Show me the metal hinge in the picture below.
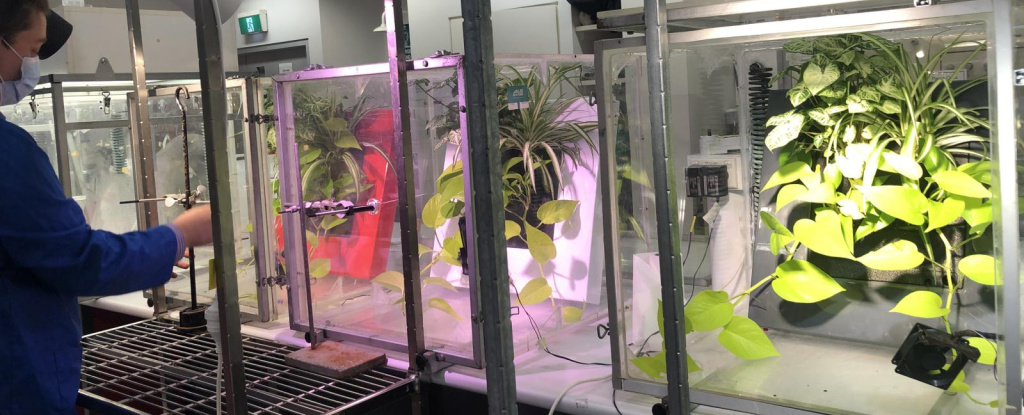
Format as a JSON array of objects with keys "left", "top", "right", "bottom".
[
  {"left": 1015, "top": 69, "right": 1024, "bottom": 86},
  {"left": 914, "top": 0, "right": 933, "bottom": 6},
  {"left": 259, "top": 275, "right": 288, "bottom": 287}
]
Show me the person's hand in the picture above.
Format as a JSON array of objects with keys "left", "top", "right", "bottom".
[
  {"left": 175, "top": 250, "right": 192, "bottom": 269},
  {"left": 172, "top": 205, "right": 214, "bottom": 248}
]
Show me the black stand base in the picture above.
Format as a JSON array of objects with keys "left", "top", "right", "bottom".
[{"left": 177, "top": 306, "right": 208, "bottom": 332}]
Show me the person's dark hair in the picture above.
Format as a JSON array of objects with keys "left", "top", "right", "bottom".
[{"left": 0, "top": 0, "right": 50, "bottom": 43}]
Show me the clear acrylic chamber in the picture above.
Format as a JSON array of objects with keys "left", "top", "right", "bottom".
[
  {"left": 274, "top": 54, "right": 606, "bottom": 367},
  {"left": 143, "top": 79, "right": 262, "bottom": 316},
  {"left": 598, "top": 1, "right": 1022, "bottom": 414}
]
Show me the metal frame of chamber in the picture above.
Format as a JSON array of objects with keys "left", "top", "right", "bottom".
[
  {"left": 126, "top": 77, "right": 279, "bottom": 323},
  {"left": 77, "top": 319, "right": 415, "bottom": 415},
  {"left": 273, "top": 53, "right": 596, "bottom": 370},
  {"left": 596, "top": 1, "right": 1022, "bottom": 414}
]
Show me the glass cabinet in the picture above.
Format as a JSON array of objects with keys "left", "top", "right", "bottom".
[
  {"left": 597, "top": 1, "right": 1022, "bottom": 414},
  {"left": 273, "top": 54, "right": 605, "bottom": 368}
]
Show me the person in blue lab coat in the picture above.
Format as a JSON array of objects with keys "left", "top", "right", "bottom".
[{"left": 0, "top": 1, "right": 215, "bottom": 414}]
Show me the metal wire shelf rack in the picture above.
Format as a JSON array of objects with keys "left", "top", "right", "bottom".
[{"left": 77, "top": 319, "right": 415, "bottom": 414}]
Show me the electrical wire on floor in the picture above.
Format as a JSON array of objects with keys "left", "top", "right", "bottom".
[
  {"left": 547, "top": 373, "right": 612, "bottom": 415},
  {"left": 612, "top": 388, "right": 624, "bottom": 415},
  {"left": 511, "top": 276, "right": 611, "bottom": 367}
]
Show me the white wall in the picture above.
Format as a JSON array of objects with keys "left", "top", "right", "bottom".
[
  {"left": 318, "top": 0, "right": 387, "bottom": 67},
  {"left": 45, "top": 6, "right": 238, "bottom": 74},
  {"left": 234, "top": 0, "right": 324, "bottom": 65},
  {"left": 408, "top": 0, "right": 575, "bottom": 58}
]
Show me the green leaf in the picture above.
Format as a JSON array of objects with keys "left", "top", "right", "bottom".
[
  {"left": 418, "top": 243, "right": 434, "bottom": 258},
  {"left": 890, "top": 291, "right": 949, "bottom": 318},
  {"left": 882, "top": 152, "right": 923, "bottom": 180},
  {"left": 878, "top": 100, "right": 902, "bottom": 114},
  {"left": 846, "top": 93, "right": 873, "bottom": 113},
  {"left": 439, "top": 236, "right": 463, "bottom": 266},
  {"left": 630, "top": 354, "right": 666, "bottom": 379},
  {"left": 782, "top": 38, "right": 814, "bottom": 54},
  {"left": 787, "top": 86, "right": 812, "bottom": 107},
  {"left": 770, "top": 233, "right": 795, "bottom": 256},
  {"left": 428, "top": 297, "right": 463, "bottom": 321},
  {"left": 860, "top": 186, "right": 928, "bottom": 226},
  {"left": 321, "top": 215, "right": 348, "bottom": 231},
  {"left": 772, "top": 260, "right": 845, "bottom": 303},
  {"left": 324, "top": 117, "right": 349, "bottom": 132},
  {"left": 562, "top": 306, "right": 583, "bottom": 323},
  {"left": 516, "top": 277, "right": 552, "bottom": 306},
  {"left": 657, "top": 300, "right": 665, "bottom": 337},
  {"left": 765, "top": 112, "right": 806, "bottom": 151},
  {"left": 309, "top": 258, "right": 332, "bottom": 279},
  {"left": 794, "top": 210, "right": 854, "bottom": 259},
  {"left": 932, "top": 170, "right": 992, "bottom": 198},
  {"left": 989, "top": 400, "right": 1000, "bottom": 408},
  {"left": 776, "top": 183, "right": 808, "bottom": 210},
  {"left": 525, "top": 224, "right": 556, "bottom": 264},
  {"left": 967, "top": 337, "right": 996, "bottom": 365},
  {"left": 857, "top": 240, "right": 925, "bottom": 271},
  {"left": 958, "top": 161, "right": 992, "bottom": 185},
  {"left": 422, "top": 194, "right": 446, "bottom": 228},
  {"left": 717, "top": 316, "right": 780, "bottom": 360},
  {"left": 763, "top": 162, "right": 814, "bottom": 191},
  {"left": 926, "top": 199, "right": 965, "bottom": 232},
  {"left": 537, "top": 200, "right": 579, "bottom": 224},
  {"left": 685, "top": 291, "right": 734, "bottom": 332},
  {"left": 305, "top": 230, "right": 320, "bottom": 248},
  {"left": 372, "top": 270, "right": 405, "bottom": 293},
  {"left": 858, "top": 86, "right": 882, "bottom": 102},
  {"left": 423, "top": 277, "right": 459, "bottom": 293},
  {"left": 837, "top": 50, "right": 856, "bottom": 66},
  {"left": 335, "top": 133, "right": 361, "bottom": 150},
  {"left": 760, "top": 211, "right": 794, "bottom": 238},
  {"left": 877, "top": 76, "right": 902, "bottom": 100},
  {"left": 807, "top": 108, "right": 836, "bottom": 126},
  {"left": 857, "top": 211, "right": 894, "bottom": 240},
  {"left": 504, "top": 220, "right": 522, "bottom": 240},
  {"left": 796, "top": 182, "right": 837, "bottom": 204},
  {"left": 948, "top": 372, "right": 969, "bottom": 393},
  {"left": 687, "top": 353, "right": 700, "bottom": 373},
  {"left": 958, "top": 197, "right": 992, "bottom": 234},
  {"left": 803, "top": 62, "right": 841, "bottom": 95},
  {"left": 299, "top": 147, "right": 322, "bottom": 165},
  {"left": 959, "top": 255, "right": 996, "bottom": 286},
  {"left": 440, "top": 200, "right": 465, "bottom": 219},
  {"left": 245, "top": 223, "right": 254, "bottom": 233}
]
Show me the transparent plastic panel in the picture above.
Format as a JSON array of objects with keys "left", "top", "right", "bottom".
[
  {"left": 66, "top": 127, "right": 138, "bottom": 233},
  {"left": 148, "top": 86, "right": 258, "bottom": 314},
  {"left": 276, "top": 72, "right": 406, "bottom": 345},
  {"left": 492, "top": 56, "right": 608, "bottom": 358},
  {"left": 63, "top": 88, "right": 129, "bottom": 124},
  {"left": 608, "top": 19, "right": 1004, "bottom": 414},
  {"left": 1, "top": 94, "right": 58, "bottom": 171}
]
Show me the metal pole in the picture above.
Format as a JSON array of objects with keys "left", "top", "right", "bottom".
[
  {"left": 460, "top": 0, "right": 518, "bottom": 414},
  {"left": 193, "top": 0, "right": 248, "bottom": 411},
  {"left": 990, "top": 2, "right": 1021, "bottom": 413},
  {"left": 51, "top": 83, "right": 72, "bottom": 197},
  {"left": 383, "top": 0, "right": 426, "bottom": 368},
  {"left": 643, "top": 0, "right": 690, "bottom": 413},
  {"left": 125, "top": 0, "right": 166, "bottom": 316}
]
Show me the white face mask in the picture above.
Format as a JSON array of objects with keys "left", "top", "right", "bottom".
[{"left": 0, "top": 38, "right": 41, "bottom": 107}]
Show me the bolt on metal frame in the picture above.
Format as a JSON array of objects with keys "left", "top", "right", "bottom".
[{"left": 596, "top": 1, "right": 1022, "bottom": 414}]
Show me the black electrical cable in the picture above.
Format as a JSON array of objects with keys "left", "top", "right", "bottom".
[
  {"left": 510, "top": 276, "right": 612, "bottom": 367},
  {"left": 686, "top": 226, "right": 714, "bottom": 306},
  {"left": 612, "top": 388, "right": 624, "bottom": 415},
  {"left": 634, "top": 331, "right": 660, "bottom": 357}
]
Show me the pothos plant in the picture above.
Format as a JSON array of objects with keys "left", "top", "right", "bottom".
[
  {"left": 372, "top": 64, "right": 597, "bottom": 323},
  {"left": 632, "top": 33, "right": 998, "bottom": 396}
]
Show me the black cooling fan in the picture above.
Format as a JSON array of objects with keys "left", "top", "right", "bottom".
[{"left": 892, "top": 323, "right": 981, "bottom": 390}]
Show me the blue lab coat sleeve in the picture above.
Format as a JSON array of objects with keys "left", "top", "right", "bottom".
[{"left": 0, "top": 120, "right": 182, "bottom": 297}]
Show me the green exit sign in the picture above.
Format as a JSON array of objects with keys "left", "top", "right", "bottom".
[{"left": 238, "top": 10, "right": 268, "bottom": 35}]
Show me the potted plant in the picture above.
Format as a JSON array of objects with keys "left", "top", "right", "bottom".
[{"left": 632, "top": 33, "right": 996, "bottom": 398}]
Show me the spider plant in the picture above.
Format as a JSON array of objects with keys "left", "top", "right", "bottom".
[{"left": 496, "top": 64, "right": 598, "bottom": 196}]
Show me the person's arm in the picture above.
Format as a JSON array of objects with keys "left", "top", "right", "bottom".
[{"left": 0, "top": 124, "right": 193, "bottom": 296}]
